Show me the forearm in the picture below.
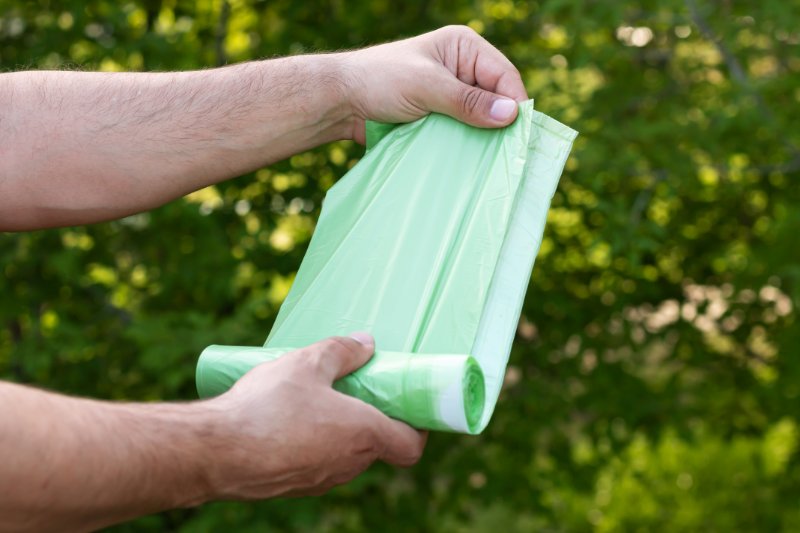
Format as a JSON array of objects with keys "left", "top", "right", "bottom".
[
  {"left": 0, "top": 381, "right": 217, "bottom": 532},
  {"left": 0, "top": 55, "right": 352, "bottom": 230}
]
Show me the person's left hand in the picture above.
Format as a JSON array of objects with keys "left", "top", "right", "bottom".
[
  {"left": 200, "top": 333, "right": 427, "bottom": 500},
  {"left": 338, "top": 25, "right": 529, "bottom": 143}
]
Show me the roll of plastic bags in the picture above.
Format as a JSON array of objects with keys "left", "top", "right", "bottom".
[
  {"left": 196, "top": 100, "right": 577, "bottom": 434},
  {"left": 197, "top": 345, "right": 486, "bottom": 433}
]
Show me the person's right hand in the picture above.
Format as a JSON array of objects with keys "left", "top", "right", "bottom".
[
  {"left": 201, "top": 333, "right": 427, "bottom": 499},
  {"left": 339, "top": 25, "right": 529, "bottom": 144}
]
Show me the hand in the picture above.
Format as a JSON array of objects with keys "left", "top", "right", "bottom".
[
  {"left": 202, "top": 333, "right": 427, "bottom": 499},
  {"left": 340, "top": 25, "right": 529, "bottom": 143}
]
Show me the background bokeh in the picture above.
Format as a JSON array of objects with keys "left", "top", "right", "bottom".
[{"left": 1, "top": 0, "right": 799, "bottom": 530}]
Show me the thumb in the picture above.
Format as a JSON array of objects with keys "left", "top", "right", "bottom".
[
  {"left": 434, "top": 78, "right": 519, "bottom": 128},
  {"left": 307, "top": 332, "right": 375, "bottom": 384}
]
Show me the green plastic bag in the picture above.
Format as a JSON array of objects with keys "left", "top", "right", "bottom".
[{"left": 197, "top": 100, "right": 577, "bottom": 434}]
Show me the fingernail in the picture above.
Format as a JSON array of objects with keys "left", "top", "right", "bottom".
[
  {"left": 349, "top": 331, "right": 374, "bottom": 347},
  {"left": 489, "top": 98, "right": 517, "bottom": 122}
]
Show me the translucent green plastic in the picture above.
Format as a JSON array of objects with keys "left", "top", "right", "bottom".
[
  {"left": 196, "top": 100, "right": 577, "bottom": 433},
  {"left": 197, "top": 346, "right": 485, "bottom": 433}
]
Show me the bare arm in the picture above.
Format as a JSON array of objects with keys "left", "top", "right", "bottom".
[
  {"left": 0, "top": 57, "right": 351, "bottom": 230},
  {"left": 1, "top": 382, "right": 213, "bottom": 531},
  {"left": 0, "top": 26, "right": 527, "bottom": 231},
  {"left": 0, "top": 335, "right": 425, "bottom": 532}
]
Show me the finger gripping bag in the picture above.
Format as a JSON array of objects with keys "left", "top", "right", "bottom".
[{"left": 196, "top": 100, "right": 577, "bottom": 434}]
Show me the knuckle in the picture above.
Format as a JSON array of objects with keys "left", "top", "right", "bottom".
[
  {"left": 321, "top": 336, "right": 355, "bottom": 356},
  {"left": 398, "top": 445, "right": 424, "bottom": 467},
  {"left": 442, "top": 24, "right": 476, "bottom": 39},
  {"left": 296, "top": 336, "right": 363, "bottom": 378},
  {"left": 407, "top": 440, "right": 425, "bottom": 465},
  {"left": 353, "top": 417, "right": 390, "bottom": 457},
  {"left": 399, "top": 432, "right": 426, "bottom": 466},
  {"left": 304, "top": 338, "right": 342, "bottom": 365},
  {"left": 503, "top": 68, "right": 524, "bottom": 85},
  {"left": 459, "top": 87, "right": 487, "bottom": 117},
  {"left": 355, "top": 429, "right": 379, "bottom": 453},
  {"left": 330, "top": 336, "right": 366, "bottom": 362}
]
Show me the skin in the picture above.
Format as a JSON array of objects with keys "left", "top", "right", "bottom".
[{"left": 0, "top": 25, "right": 527, "bottom": 532}]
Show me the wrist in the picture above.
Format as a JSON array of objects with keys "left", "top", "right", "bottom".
[
  {"left": 282, "top": 52, "right": 359, "bottom": 143},
  {"left": 328, "top": 52, "right": 364, "bottom": 142},
  {"left": 167, "top": 400, "right": 232, "bottom": 508},
  {"left": 334, "top": 51, "right": 368, "bottom": 134},
  {"left": 182, "top": 394, "right": 273, "bottom": 504}
]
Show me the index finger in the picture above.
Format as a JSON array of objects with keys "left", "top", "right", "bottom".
[
  {"left": 471, "top": 34, "right": 529, "bottom": 102},
  {"left": 371, "top": 411, "right": 428, "bottom": 467}
]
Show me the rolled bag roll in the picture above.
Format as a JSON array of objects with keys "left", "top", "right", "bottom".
[{"left": 196, "top": 345, "right": 486, "bottom": 433}]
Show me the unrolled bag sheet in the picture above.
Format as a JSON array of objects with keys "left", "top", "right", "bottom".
[{"left": 196, "top": 100, "right": 577, "bottom": 434}]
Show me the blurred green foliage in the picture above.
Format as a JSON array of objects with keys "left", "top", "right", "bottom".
[{"left": 1, "top": 0, "right": 799, "bottom": 530}]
